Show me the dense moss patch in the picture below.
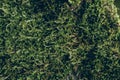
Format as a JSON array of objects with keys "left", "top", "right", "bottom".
[
  {"left": 0, "top": 0, "right": 120, "bottom": 80},
  {"left": 115, "top": 0, "right": 120, "bottom": 15}
]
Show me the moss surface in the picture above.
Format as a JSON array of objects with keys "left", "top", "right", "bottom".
[{"left": 0, "top": 0, "right": 120, "bottom": 80}]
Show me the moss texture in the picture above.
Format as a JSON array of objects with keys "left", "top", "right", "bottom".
[
  {"left": 115, "top": 0, "right": 120, "bottom": 15},
  {"left": 0, "top": 0, "right": 120, "bottom": 80}
]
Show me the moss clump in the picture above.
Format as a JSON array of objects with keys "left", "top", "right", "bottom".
[{"left": 0, "top": 0, "right": 120, "bottom": 80}]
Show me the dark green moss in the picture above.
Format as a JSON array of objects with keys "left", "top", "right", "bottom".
[{"left": 0, "top": 0, "right": 120, "bottom": 80}]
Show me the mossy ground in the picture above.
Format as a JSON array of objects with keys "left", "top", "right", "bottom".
[{"left": 0, "top": 0, "right": 120, "bottom": 80}]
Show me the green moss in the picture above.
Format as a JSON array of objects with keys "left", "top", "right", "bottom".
[
  {"left": 0, "top": 0, "right": 120, "bottom": 80},
  {"left": 115, "top": 0, "right": 120, "bottom": 15}
]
